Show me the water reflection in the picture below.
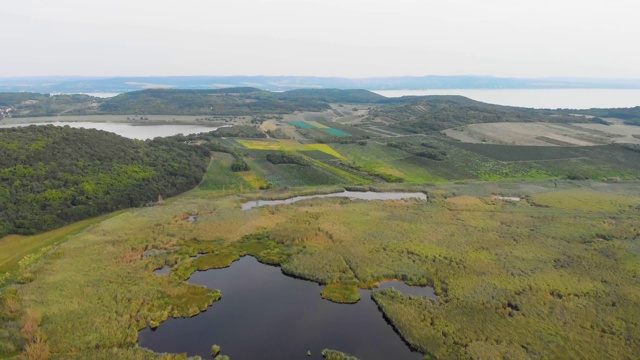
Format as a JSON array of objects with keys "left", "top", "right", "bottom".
[
  {"left": 242, "top": 191, "right": 427, "bottom": 210},
  {"left": 140, "top": 257, "right": 428, "bottom": 359}
]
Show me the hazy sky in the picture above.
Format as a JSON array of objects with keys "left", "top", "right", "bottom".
[{"left": 2, "top": 0, "right": 639, "bottom": 78}]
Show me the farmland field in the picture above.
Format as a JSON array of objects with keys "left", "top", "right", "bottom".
[
  {"left": 443, "top": 121, "right": 640, "bottom": 146},
  {"left": 249, "top": 159, "right": 350, "bottom": 187},
  {"left": 306, "top": 143, "right": 347, "bottom": 160},
  {"left": 324, "top": 128, "right": 350, "bottom": 136},
  {"left": 197, "top": 152, "right": 251, "bottom": 192},
  {"left": 236, "top": 139, "right": 308, "bottom": 151},
  {"left": 289, "top": 120, "right": 316, "bottom": 129}
]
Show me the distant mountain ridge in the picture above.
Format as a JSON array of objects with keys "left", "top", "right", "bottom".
[{"left": 2, "top": 75, "right": 640, "bottom": 93}]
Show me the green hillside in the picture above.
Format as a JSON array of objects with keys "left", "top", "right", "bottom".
[{"left": 0, "top": 125, "right": 209, "bottom": 236}]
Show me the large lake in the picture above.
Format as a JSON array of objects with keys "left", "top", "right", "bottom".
[
  {"left": 140, "top": 256, "right": 431, "bottom": 359},
  {"left": 0, "top": 122, "right": 224, "bottom": 140},
  {"left": 372, "top": 89, "right": 640, "bottom": 109}
]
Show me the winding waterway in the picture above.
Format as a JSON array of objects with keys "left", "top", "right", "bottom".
[
  {"left": 140, "top": 256, "right": 432, "bottom": 359},
  {"left": 242, "top": 191, "right": 427, "bottom": 210}
]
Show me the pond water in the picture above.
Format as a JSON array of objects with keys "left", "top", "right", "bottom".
[
  {"left": 140, "top": 256, "right": 431, "bottom": 359},
  {"left": 0, "top": 122, "right": 225, "bottom": 140},
  {"left": 242, "top": 191, "right": 427, "bottom": 210}
]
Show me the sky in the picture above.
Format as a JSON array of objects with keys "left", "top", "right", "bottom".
[{"left": 2, "top": 0, "right": 639, "bottom": 78}]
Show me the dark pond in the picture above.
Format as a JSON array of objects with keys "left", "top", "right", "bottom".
[
  {"left": 241, "top": 191, "right": 427, "bottom": 210},
  {"left": 140, "top": 256, "right": 430, "bottom": 359}
]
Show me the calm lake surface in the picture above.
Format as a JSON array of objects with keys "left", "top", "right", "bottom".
[
  {"left": 0, "top": 122, "right": 223, "bottom": 140},
  {"left": 140, "top": 256, "right": 430, "bottom": 359},
  {"left": 242, "top": 191, "right": 427, "bottom": 210},
  {"left": 372, "top": 89, "right": 640, "bottom": 109}
]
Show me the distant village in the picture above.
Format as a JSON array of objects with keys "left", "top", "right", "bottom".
[{"left": 0, "top": 107, "right": 12, "bottom": 119}]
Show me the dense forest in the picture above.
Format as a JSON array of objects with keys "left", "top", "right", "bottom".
[{"left": 0, "top": 126, "right": 210, "bottom": 237}]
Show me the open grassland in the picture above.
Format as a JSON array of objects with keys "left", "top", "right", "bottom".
[
  {"left": 574, "top": 121, "right": 640, "bottom": 145},
  {"left": 2, "top": 182, "right": 639, "bottom": 359},
  {"left": 443, "top": 121, "right": 640, "bottom": 146},
  {"left": 0, "top": 211, "right": 126, "bottom": 285}
]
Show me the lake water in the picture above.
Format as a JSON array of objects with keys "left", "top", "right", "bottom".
[
  {"left": 140, "top": 256, "right": 429, "bottom": 359},
  {"left": 242, "top": 191, "right": 427, "bottom": 210},
  {"left": 0, "top": 122, "right": 225, "bottom": 140},
  {"left": 372, "top": 89, "right": 640, "bottom": 109}
]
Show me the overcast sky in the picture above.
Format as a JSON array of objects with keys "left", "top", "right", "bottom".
[{"left": 2, "top": 0, "right": 639, "bottom": 78}]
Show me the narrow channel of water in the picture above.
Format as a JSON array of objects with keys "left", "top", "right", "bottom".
[
  {"left": 140, "top": 256, "right": 430, "bottom": 359},
  {"left": 242, "top": 191, "right": 427, "bottom": 210}
]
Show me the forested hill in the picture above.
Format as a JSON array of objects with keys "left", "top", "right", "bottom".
[
  {"left": 98, "top": 88, "right": 386, "bottom": 115},
  {"left": 0, "top": 88, "right": 385, "bottom": 117},
  {"left": 0, "top": 126, "right": 210, "bottom": 237},
  {"left": 370, "top": 95, "right": 591, "bottom": 133}
]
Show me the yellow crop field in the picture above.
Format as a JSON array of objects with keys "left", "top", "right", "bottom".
[
  {"left": 238, "top": 171, "right": 269, "bottom": 189},
  {"left": 236, "top": 139, "right": 307, "bottom": 151},
  {"left": 306, "top": 121, "right": 329, "bottom": 129},
  {"left": 306, "top": 144, "right": 347, "bottom": 160}
]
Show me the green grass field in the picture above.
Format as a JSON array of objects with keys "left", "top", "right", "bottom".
[
  {"left": 197, "top": 153, "right": 251, "bottom": 192},
  {"left": 0, "top": 211, "right": 127, "bottom": 285},
  {"left": 250, "top": 159, "right": 349, "bottom": 187}
]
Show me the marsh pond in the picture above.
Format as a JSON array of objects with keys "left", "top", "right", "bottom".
[{"left": 140, "top": 256, "right": 434, "bottom": 359}]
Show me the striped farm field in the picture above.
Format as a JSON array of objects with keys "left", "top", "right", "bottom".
[
  {"left": 236, "top": 139, "right": 308, "bottom": 151},
  {"left": 289, "top": 121, "right": 316, "bottom": 129},
  {"left": 324, "top": 128, "right": 351, "bottom": 136},
  {"left": 306, "top": 144, "right": 347, "bottom": 160},
  {"left": 306, "top": 121, "right": 329, "bottom": 129}
]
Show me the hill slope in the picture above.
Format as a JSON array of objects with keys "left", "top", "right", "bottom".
[
  {"left": 0, "top": 126, "right": 210, "bottom": 236},
  {"left": 370, "top": 95, "right": 587, "bottom": 132}
]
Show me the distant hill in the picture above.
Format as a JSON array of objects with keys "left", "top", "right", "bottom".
[
  {"left": 0, "top": 89, "right": 631, "bottom": 131},
  {"left": 556, "top": 106, "right": 640, "bottom": 125},
  {"left": 2, "top": 75, "right": 640, "bottom": 93},
  {"left": 99, "top": 88, "right": 384, "bottom": 115},
  {"left": 0, "top": 88, "right": 385, "bottom": 117},
  {"left": 276, "top": 88, "right": 385, "bottom": 103},
  {"left": 369, "top": 95, "right": 585, "bottom": 133}
]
